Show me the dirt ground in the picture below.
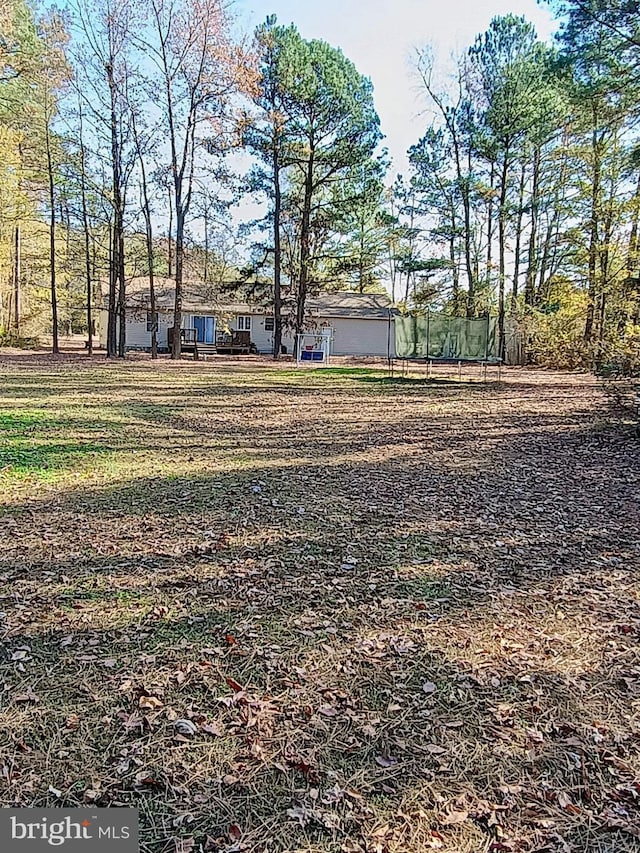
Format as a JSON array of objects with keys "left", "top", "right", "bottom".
[{"left": 0, "top": 352, "right": 638, "bottom": 853}]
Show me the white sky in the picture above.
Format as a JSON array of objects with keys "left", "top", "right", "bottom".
[{"left": 234, "top": 0, "right": 558, "bottom": 173}]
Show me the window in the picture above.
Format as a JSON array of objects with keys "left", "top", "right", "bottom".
[
  {"left": 237, "top": 315, "right": 252, "bottom": 331},
  {"left": 146, "top": 311, "right": 158, "bottom": 332},
  {"left": 264, "top": 316, "right": 274, "bottom": 331}
]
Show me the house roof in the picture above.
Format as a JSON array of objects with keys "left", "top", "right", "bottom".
[
  {"left": 100, "top": 278, "right": 230, "bottom": 313},
  {"left": 101, "top": 278, "right": 397, "bottom": 320},
  {"left": 306, "top": 291, "right": 395, "bottom": 320}
]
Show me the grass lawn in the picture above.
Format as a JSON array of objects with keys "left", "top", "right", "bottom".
[{"left": 0, "top": 354, "right": 638, "bottom": 853}]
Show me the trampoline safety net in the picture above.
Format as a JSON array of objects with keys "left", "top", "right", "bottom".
[{"left": 395, "top": 313, "right": 497, "bottom": 360}]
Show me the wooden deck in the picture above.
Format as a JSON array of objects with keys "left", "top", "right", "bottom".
[
  {"left": 215, "top": 330, "right": 253, "bottom": 355},
  {"left": 167, "top": 327, "right": 256, "bottom": 358}
]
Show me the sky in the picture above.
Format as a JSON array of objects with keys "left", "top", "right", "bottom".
[{"left": 234, "top": 0, "right": 559, "bottom": 174}]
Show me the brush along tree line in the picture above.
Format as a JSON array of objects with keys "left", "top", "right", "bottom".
[{"left": 0, "top": 0, "right": 639, "bottom": 369}]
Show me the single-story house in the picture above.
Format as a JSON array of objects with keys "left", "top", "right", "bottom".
[{"left": 98, "top": 278, "right": 397, "bottom": 358}]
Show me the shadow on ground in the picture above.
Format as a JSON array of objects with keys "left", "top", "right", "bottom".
[{"left": 0, "top": 362, "right": 638, "bottom": 853}]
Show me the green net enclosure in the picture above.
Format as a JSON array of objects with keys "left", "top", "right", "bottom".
[{"left": 395, "top": 313, "right": 497, "bottom": 360}]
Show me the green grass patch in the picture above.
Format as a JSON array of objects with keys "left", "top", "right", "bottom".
[{"left": 0, "top": 435, "right": 112, "bottom": 477}]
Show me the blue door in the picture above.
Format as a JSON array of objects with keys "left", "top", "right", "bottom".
[
  {"left": 193, "top": 316, "right": 215, "bottom": 343},
  {"left": 193, "top": 316, "right": 205, "bottom": 343}
]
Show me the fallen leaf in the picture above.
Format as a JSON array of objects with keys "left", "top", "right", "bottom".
[
  {"left": 134, "top": 771, "right": 162, "bottom": 789},
  {"left": 499, "top": 783, "right": 522, "bottom": 795},
  {"left": 139, "top": 695, "right": 163, "bottom": 711},
  {"left": 250, "top": 741, "right": 265, "bottom": 759},
  {"left": 173, "top": 719, "right": 197, "bottom": 738},
  {"left": 441, "top": 809, "right": 468, "bottom": 825},
  {"left": 601, "top": 805, "right": 640, "bottom": 838},
  {"left": 11, "top": 650, "right": 29, "bottom": 661},
  {"left": 375, "top": 755, "right": 398, "bottom": 768},
  {"left": 65, "top": 713, "right": 80, "bottom": 730},
  {"left": 14, "top": 690, "right": 38, "bottom": 704},
  {"left": 201, "top": 721, "right": 223, "bottom": 737},
  {"left": 287, "top": 805, "right": 312, "bottom": 826}
]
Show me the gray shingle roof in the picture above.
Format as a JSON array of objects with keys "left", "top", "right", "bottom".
[{"left": 101, "top": 278, "right": 396, "bottom": 319}]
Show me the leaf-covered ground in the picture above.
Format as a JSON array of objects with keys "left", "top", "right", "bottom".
[{"left": 0, "top": 355, "right": 639, "bottom": 853}]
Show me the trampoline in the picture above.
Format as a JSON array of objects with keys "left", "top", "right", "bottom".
[{"left": 391, "top": 312, "right": 502, "bottom": 382}]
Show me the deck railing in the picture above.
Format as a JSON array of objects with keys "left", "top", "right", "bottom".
[{"left": 168, "top": 327, "right": 197, "bottom": 346}]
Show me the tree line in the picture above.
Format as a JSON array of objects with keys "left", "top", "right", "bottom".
[{"left": 0, "top": 0, "right": 639, "bottom": 368}]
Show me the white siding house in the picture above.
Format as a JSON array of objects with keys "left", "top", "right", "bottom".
[
  {"left": 99, "top": 280, "right": 396, "bottom": 358},
  {"left": 245, "top": 292, "right": 396, "bottom": 357},
  {"left": 321, "top": 317, "right": 393, "bottom": 357}
]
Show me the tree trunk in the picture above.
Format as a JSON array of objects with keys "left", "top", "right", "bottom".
[
  {"left": 13, "top": 225, "right": 20, "bottom": 332},
  {"left": 107, "top": 222, "right": 118, "bottom": 358},
  {"left": 107, "top": 61, "right": 125, "bottom": 358},
  {"left": 486, "top": 160, "right": 495, "bottom": 290},
  {"left": 462, "top": 148, "right": 474, "bottom": 316},
  {"left": 64, "top": 199, "right": 72, "bottom": 335},
  {"left": 449, "top": 199, "right": 459, "bottom": 311},
  {"left": 203, "top": 205, "right": 209, "bottom": 286},
  {"left": 448, "top": 109, "right": 473, "bottom": 314},
  {"left": 79, "top": 103, "right": 93, "bottom": 355},
  {"left": 172, "top": 205, "right": 184, "bottom": 359},
  {"left": 143, "top": 222, "right": 157, "bottom": 361},
  {"left": 141, "top": 185, "right": 157, "bottom": 359},
  {"left": 596, "top": 162, "right": 616, "bottom": 352},
  {"left": 404, "top": 270, "right": 411, "bottom": 304},
  {"left": 80, "top": 142, "right": 93, "bottom": 356},
  {"left": 511, "top": 161, "right": 526, "bottom": 312},
  {"left": 387, "top": 194, "right": 398, "bottom": 304},
  {"left": 419, "top": 69, "right": 474, "bottom": 312},
  {"left": 117, "top": 224, "right": 126, "bottom": 357},
  {"left": 358, "top": 178, "right": 366, "bottom": 293},
  {"left": 598, "top": 291, "right": 606, "bottom": 347},
  {"left": 497, "top": 151, "right": 509, "bottom": 361},
  {"left": 133, "top": 112, "right": 158, "bottom": 360},
  {"left": 584, "top": 123, "right": 602, "bottom": 344},
  {"left": 403, "top": 193, "right": 416, "bottom": 305},
  {"left": 537, "top": 131, "right": 569, "bottom": 303},
  {"left": 45, "top": 118, "right": 59, "bottom": 355},
  {"left": 168, "top": 189, "right": 173, "bottom": 277},
  {"left": 524, "top": 145, "right": 541, "bottom": 306},
  {"left": 450, "top": 233, "right": 459, "bottom": 310},
  {"left": 294, "top": 147, "right": 314, "bottom": 356},
  {"left": 273, "top": 145, "right": 283, "bottom": 360},
  {"left": 626, "top": 170, "right": 640, "bottom": 279},
  {"left": 537, "top": 216, "right": 553, "bottom": 303}
]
